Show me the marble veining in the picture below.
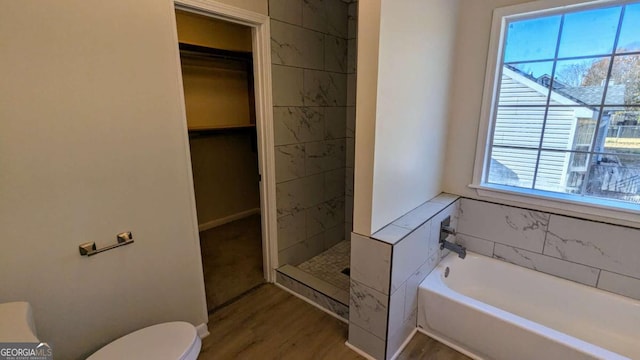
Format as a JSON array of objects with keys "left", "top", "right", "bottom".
[
  {"left": 325, "top": 168, "right": 346, "bottom": 201},
  {"left": 456, "top": 198, "right": 640, "bottom": 301},
  {"left": 314, "top": 140, "right": 346, "bottom": 174},
  {"left": 545, "top": 230, "right": 610, "bottom": 259},
  {"left": 303, "top": 0, "right": 348, "bottom": 38},
  {"left": 391, "top": 222, "right": 430, "bottom": 292},
  {"left": 275, "top": 144, "right": 306, "bottom": 183},
  {"left": 273, "top": 107, "right": 324, "bottom": 146},
  {"left": 306, "top": 198, "right": 345, "bottom": 237},
  {"left": 458, "top": 198, "right": 548, "bottom": 253},
  {"left": 351, "top": 232, "right": 391, "bottom": 295},
  {"left": 276, "top": 174, "right": 324, "bottom": 216},
  {"left": 277, "top": 272, "right": 349, "bottom": 320},
  {"left": 324, "top": 107, "right": 347, "bottom": 140},
  {"left": 271, "top": 20, "right": 324, "bottom": 70},
  {"left": 304, "top": 70, "right": 347, "bottom": 106},
  {"left": 325, "top": 34, "right": 347, "bottom": 72},
  {"left": 493, "top": 243, "right": 600, "bottom": 286},
  {"left": 278, "top": 211, "right": 306, "bottom": 250},
  {"left": 350, "top": 279, "right": 389, "bottom": 339}
]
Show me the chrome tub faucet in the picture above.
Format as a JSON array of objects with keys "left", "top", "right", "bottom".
[{"left": 439, "top": 216, "right": 466, "bottom": 259}]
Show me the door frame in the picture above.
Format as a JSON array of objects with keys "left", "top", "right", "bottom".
[{"left": 172, "top": 0, "right": 278, "bottom": 282}]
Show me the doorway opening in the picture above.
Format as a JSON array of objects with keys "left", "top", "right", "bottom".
[{"left": 173, "top": 2, "right": 277, "bottom": 312}]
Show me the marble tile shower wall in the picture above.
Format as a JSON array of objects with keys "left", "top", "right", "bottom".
[
  {"left": 270, "top": 0, "right": 355, "bottom": 265},
  {"left": 349, "top": 194, "right": 460, "bottom": 360},
  {"left": 457, "top": 198, "right": 640, "bottom": 301}
]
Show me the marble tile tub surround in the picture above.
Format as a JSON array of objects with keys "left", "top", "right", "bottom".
[
  {"left": 457, "top": 198, "right": 640, "bottom": 301},
  {"left": 271, "top": 0, "right": 356, "bottom": 266},
  {"left": 349, "top": 193, "right": 461, "bottom": 360}
]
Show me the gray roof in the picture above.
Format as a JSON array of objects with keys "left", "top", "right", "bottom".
[
  {"left": 505, "top": 64, "right": 627, "bottom": 107},
  {"left": 557, "top": 85, "right": 625, "bottom": 106}
]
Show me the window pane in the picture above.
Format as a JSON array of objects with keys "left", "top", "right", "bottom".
[
  {"left": 534, "top": 150, "right": 572, "bottom": 192},
  {"left": 617, "top": 3, "right": 640, "bottom": 53},
  {"left": 583, "top": 153, "right": 640, "bottom": 204},
  {"left": 554, "top": 57, "right": 609, "bottom": 104},
  {"left": 485, "top": 2, "right": 640, "bottom": 208},
  {"left": 488, "top": 147, "right": 538, "bottom": 188},
  {"left": 558, "top": 6, "right": 621, "bottom": 58},
  {"left": 542, "top": 107, "right": 599, "bottom": 151},
  {"left": 605, "top": 55, "right": 640, "bottom": 105},
  {"left": 493, "top": 107, "right": 544, "bottom": 148},
  {"left": 499, "top": 63, "right": 553, "bottom": 106},
  {"left": 504, "top": 16, "right": 561, "bottom": 63}
]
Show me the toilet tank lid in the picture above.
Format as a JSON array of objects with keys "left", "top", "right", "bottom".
[
  {"left": 0, "top": 301, "right": 39, "bottom": 342},
  {"left": 87, "top": 321, "right": 199, "bottom": 360}
]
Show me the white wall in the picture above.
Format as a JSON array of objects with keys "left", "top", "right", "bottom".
[
  {"left": 0, "top": 1, "right": 214, "bottom": 358},
  {"left": 353, "top": 0, "right": 459, "bottom": 235},
  {"left": 352, "top": 0, "right": 382, "bottom": 236}
]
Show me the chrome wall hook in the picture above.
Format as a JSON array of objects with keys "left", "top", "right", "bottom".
[{"left": 79, "top": 232, "right": 134, "bottom": 257}]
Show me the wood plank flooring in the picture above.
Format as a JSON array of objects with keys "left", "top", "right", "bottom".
[
  {"left": 397, "top": 334, "right": 471, "bottom": 360},
  {"left": 199, "top": 214, "right": 264, "bottom": 311},
  {"left": 199, "top": 284, "right": 470, "bottom": 360}
]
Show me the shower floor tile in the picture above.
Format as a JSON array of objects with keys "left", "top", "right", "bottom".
[{"left": 297, "top": 240, "right": 350, "bottom": 292}]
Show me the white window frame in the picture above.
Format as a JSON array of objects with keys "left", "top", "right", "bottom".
[{"left": 471, "top": 0, "right": 640, "bottom": 223}]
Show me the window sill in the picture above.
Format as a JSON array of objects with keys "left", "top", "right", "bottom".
[{"left": 468, "top": 183, "right": 640, "bottom": 227}]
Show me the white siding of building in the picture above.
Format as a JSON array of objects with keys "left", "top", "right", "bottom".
[{"left": 490, "top": 67, "right": 588, "bottom": 191}]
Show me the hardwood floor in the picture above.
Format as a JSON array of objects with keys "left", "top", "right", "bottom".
[
  {"left": 397, "top": 334, "right": 471, "bottom": 360},
  {"left": 199, "top": 284, "right": 470, "bottom": 360},
  {"left": 199, "top": 214, "right": 264, "bottom": 311}
]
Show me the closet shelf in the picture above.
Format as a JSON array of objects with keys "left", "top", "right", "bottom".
[
  {"left": 188, "top": 124, "right": 256, "bottom": 135},
  {"left": 178, "top": 42, "right": 252, "bottom": 62}
]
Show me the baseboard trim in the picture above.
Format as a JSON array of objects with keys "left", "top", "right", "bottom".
[
  {"left": 195, "top": 323, "right": 210, "bottom": 339},
  {"left": 198, "top": 208, "right": 260, "bottom": 232},
  {"left": 389, "top": 328, "right": 417, "bottom": 360},
  {"left": 345, "top": 341, "right": 377, "bottom": 360}
]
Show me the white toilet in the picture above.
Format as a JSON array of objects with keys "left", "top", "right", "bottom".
[
  {"left": 87, "top": 321, "right": 201, "bottom": 360},
  {"left": 0, "top": 302, "right": 201, "bottom": 360}
]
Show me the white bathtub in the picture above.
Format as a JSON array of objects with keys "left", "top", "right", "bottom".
[{"left": 417, "top": 252, "right": 640, "bottom": 360}]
